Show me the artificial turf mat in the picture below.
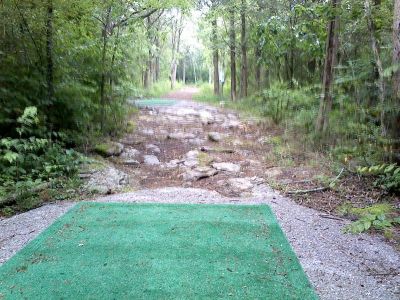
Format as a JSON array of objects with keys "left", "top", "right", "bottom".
[
  {"left": 0, "top": 203, "right": 317, "bottom": 299},
  {"left": 134, "top": 98, "right": 177, "bottom": 107}
]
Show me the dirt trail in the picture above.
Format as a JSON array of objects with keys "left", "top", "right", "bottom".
[{"left": 1, "top": 88, "right": 399, "bottom": 300}]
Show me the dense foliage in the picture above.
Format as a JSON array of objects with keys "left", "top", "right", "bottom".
[
  {"left": 0, "top": 1, "right": 191, "bottom": 212},
  {"left": 197, "top": 0, "right": 399, "bottom": 166}
]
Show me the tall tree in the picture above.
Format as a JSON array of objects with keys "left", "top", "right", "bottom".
[
  {"left": 254, "top": 0, "right": 266, "bottom": 91},
  {"left": 365, "top": 0, "right": 386, "bottom": 136},
  {"left": 46, "top": 0, "right": 54, "bottom": 104},
  {"left": 239, "top": 0, "right": 248, "bottom": 98},
  {"left": 211, "top": 1, "right": 219, "bottom": 95},
  {"left": 229, "top": 3, "right": 237, "bottom": 101},
  {"left": 170, "top": 10, "right": 184, "bottom": 89},
  {"left": 315, "top": 0, "right": 340, "bottom": 135},
  {"left": 393, "top": 0, "right": 400, "bottom": 139}
]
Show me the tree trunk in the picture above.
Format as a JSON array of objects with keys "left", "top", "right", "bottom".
[
  {"left": 100, "top": 6, "right": 111, "bottom": 132},
  {"left": 46, "top": 0, "right": 54, "bottom": 103},
  {"left": 155, "top": 35, "right": 160, "bottom": 82},
  {"left": 229, "top": 6, "right": 237, "bottom": 101},
  {"left": 365, "top": 0, "right": 387, "bottom": 136},
  {"left": 315, "top": 0, "right": 340, "bottom": 135},
  {"left": 212, "top": 17, "right": 219, "bottom": 95},
  {"left": 240, "top": 0, "right": 248, "bottom": 98},
  {"left": 393, "top": 0, "right": 400, "bottom": 139},
  {"left": 182, "top": 57, "right": 186, "bottom": 84},
  {"left": 109, "top": 27, "right": 121, "bottom": 102},
  {"left": 170, "top": 12, "right": 183, "bottom": 90},
  {"left": 144, "top": 48, "right": 151, "bottom": 89}
]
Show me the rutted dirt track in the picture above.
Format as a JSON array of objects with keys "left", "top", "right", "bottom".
[{"left": 1, "top": 87, "right": 399, "bottom": 299}]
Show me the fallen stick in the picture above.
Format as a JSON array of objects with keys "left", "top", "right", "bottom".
[
  {"left": 200, "top": 146, "right": 235, "bottom": 154},
  {"left": 318, "top": 214, "right": 345, "bottom": 221},
  {"left": 287, "top": 168, "right": 345, "bottom": 195},
  {"left": 287, "top": 187, "right": 328, "bottom": 195}
]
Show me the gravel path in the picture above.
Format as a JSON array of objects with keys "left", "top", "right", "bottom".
[{"left": 1, "top": 88, "right": 399, "bottom": 299}]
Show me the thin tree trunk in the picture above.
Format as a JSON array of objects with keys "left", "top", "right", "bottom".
[
  {"left": 229, "top": 6, "right": 237, "bottom": 101},
  {"left": 240, "top": 0, "right": 248, "bottom": 98},
  {"left": 212, "top": 17, "right": 219, "bottom": 95},
  {"left": 315, "top": 0, "right": 340, "bottom": 135},
  {"left": 46, "top": 0, "right": 54, "bottom": 103},
  {"left": 393, "top": 0, "right": 400, "bottom": 139},
  {"left": 170, "top": 12, "right": 183, "bottom": 90},
  {"left": 255, "top": 0, "right": 266, "bottom": 91},
  {"left": 109, "top": 26, "right": 121, "bottom": 103},
  {"left": 144, "top": 17, "right": 152, "bottom": 89},
  {"left": 365, "top": 0, "right": 387, "bottom": 136},
  {"left": 100, "top": 6, "right": 111, "bottom": 132},
  {"left": 155, "top": 34, "right": 160, "bottom": 82},
  {"left": 144, "top": 49, "right": 151, "bottom": 89},
  {"left": 183, "top": 57, "right": 186, "bottom": 84},
  {"left": 193, "top": 57, "right": 197, "bottom": 84}
]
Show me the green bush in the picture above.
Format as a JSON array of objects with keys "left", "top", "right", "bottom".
[
  {"left": 339, "top": 203, "right": 400, "bottom": 234},
  {"left": 357, "top": 164, "right": 400, "bottom": 194},
  {"left": 0, "top": 107, "right": 84, "bottom": 211}
]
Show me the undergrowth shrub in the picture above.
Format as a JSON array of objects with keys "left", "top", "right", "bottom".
[
  {"left": 339, "top": 203, "right": 400, "bottom": 235},
  {"left": 0, "top": 107, "right": 84, "bottom": 212},
  {"left": 357, "top": 164, "right": 400, "bottom": 194}
]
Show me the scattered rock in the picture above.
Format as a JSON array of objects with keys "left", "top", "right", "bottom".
[
  {"left": 199, "top": 110, "right": 214, "bottom": 125},
  {"left": 94, "top": 142, "right": 124, "bottom": 157},
  {"left": 227, "top": 178, "right": 254, "bottom": 191},
  {"left": 186, "top": 150, "right": 200, "bottom": 159},
  {"left": 232, "top": 139, "right": 243, "bottom": 146},
  {"left": 184, "top": 159, "right": 199, "bottom": 168},
  {"left": 119, "top": 136, "right": 145, "bottom": 146},
  {"left": 146, "top": 144, "right": 161, "bottom": 154},
  {"left": 83, "top": 165, "right": 129, "bottom": 195},
  {"left": 222, "top": 119, "right": 241, "bottom": 129},
  {"left": 174, "top": 108, "right": 199, "bottom": 116},
  {"left": 257, "top": 136, "right": 269, "bottom": 145},
  {"left": 168, "top": 132, "right": 197, "bottom": 140},
  {"left": 212, "top": 162, "right": 241, "bottom": 173},
  {"left": 122, "top": 160, "right": 140, "bottom": 166},
  {"left": 141, "top": 129, "right": 154, "bottom": 136},
  {"left": 265, "top": 167, "right": 283, "bottom": 178},
  {"left": 208, "top": 132, "right": 222, "bottom": 142},
  {"left": 182, "top": 166, "right": 218, "bottom": 181},
  {"left": 121, "top": 148, "right": 140, "bottom": 159},
  {"left": 188, "top": 138, "right": 205, "bottom": 146},
  {"left": 165, "top": 159, "right": 184, "bottom": 168},
  {"left": 143, "top": 155, "right": 160, "bottom": 165}
]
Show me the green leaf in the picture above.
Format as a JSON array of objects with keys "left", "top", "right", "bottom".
[{"left": 3, "top": 151, "right": 19, "bottom": 163}]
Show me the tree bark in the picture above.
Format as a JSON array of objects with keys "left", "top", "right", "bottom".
[
  {"left": 182, "top": 57, "right": 186, "bottom": 84},
  {"left": 46, "top": 0, "right": 54, "bottom": 103},
  {"left": 170, "top": 11, "right": 183, "bottom": 90},
  {"left": 240, "top": 0, "right": 248, "bottom": 98},
  {"left": 212, "top": 16, "right": 219, "bottom": 95},
  {"left": 315, "top": 0, "right": 340, "bottom": 135},
  {"left": 144, "top": 17, "right": 152, "bottom": 89},
  {"left": 229, "top": 6, "right": 237, "bottom": 101},
  {"left": 393, "top": 0, "right": 400, "bottom": 138},
  {"left": 100, "top": 6, "right": 112, "bottom": 132},
  {"left": 365, "top": 0, "right": 387, "bottom": 136}
]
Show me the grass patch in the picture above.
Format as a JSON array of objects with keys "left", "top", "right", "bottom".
[{"left": 0, "top": 202, "right": 317, "bottom": 299}]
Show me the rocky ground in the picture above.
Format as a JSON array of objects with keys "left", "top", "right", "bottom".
[{"left": 1, "top": 87, "right": 399, "bottom": 299}]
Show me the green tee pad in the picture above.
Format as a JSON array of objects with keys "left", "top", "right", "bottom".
[{"left": 0, "top": 203, "right": 317, "bottom": 299}]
